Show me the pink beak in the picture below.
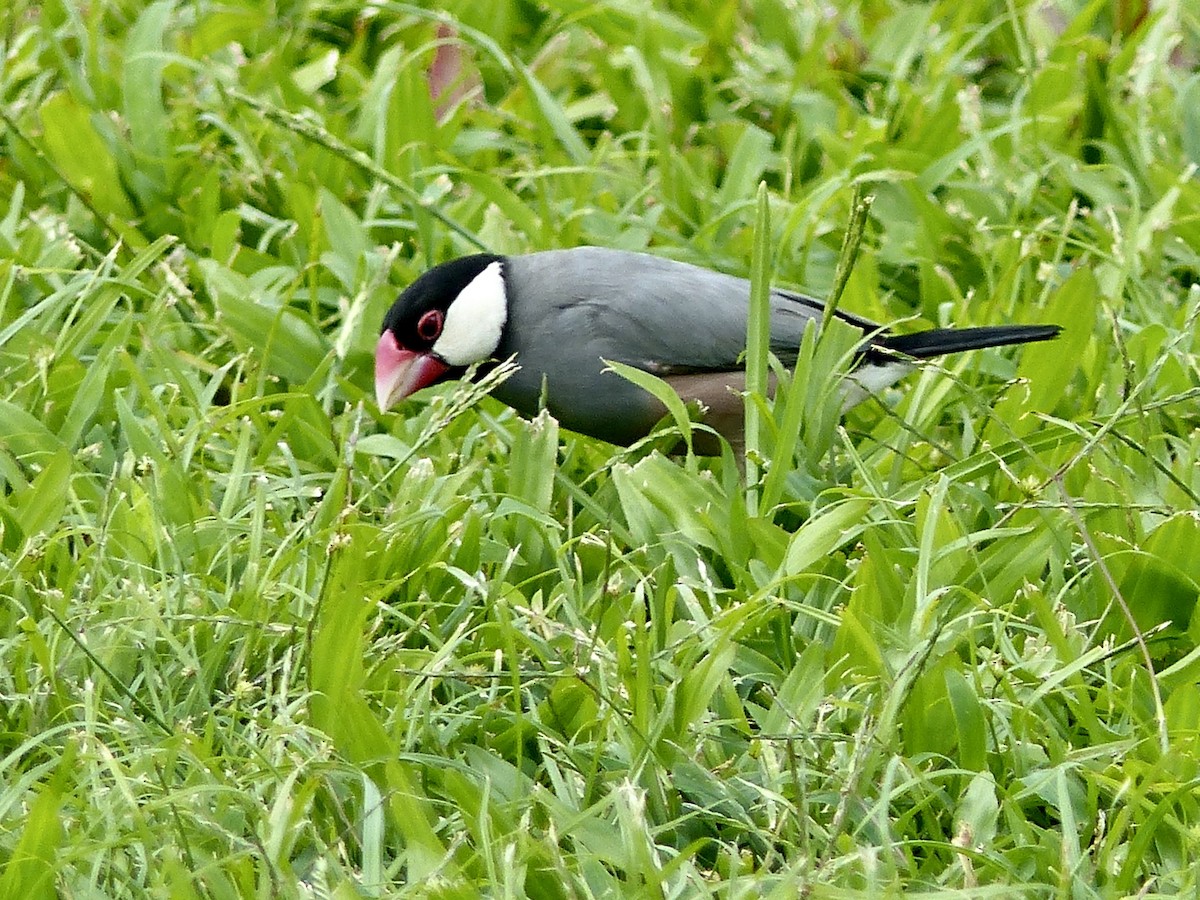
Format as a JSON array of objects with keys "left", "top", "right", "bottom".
[{"left": 374, "top": 331, "right": 450, "bottom": 412}]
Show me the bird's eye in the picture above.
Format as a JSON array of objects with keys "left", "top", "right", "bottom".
[{"left": 416, "top": 309, "right": 444, "bottom": 342}]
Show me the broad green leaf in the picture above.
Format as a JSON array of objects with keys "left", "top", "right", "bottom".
[
  {"left": 293, "top": 49, "right": 339, "bottom": 94},
  {"left": 944, "top": 667, "right": 987, "bottom": 771},
  {"left": 309, "top": 532, "right": 449, "bottom": 880},
  {"left": 994, "top": 267, "right": 1096, "bottom": 432},
  {"left": 123, "top": 0, "right": 173, "bottom": 199},
  {"left": 0, "top": 401, "right": 66, "bottom": 460},
  {"left": 1182, "top": 74, "right": 1200, "bottom": 167},
  {"left": 454, "top": 169, "right": 543, "bottom": 243},
  {"left": 955, "top": 772, "right": 1000, "bottom": 847},
  {"left": 1105, "top": 514, "right": 1200, "bottom": 639},
  {"left": 782, "top": 496, "right": 872, "bottom": 576},
  {"left": 508, "top": 408, "right": 559, "bottom": 513},
  {"left": 830, "top": 604, "right": 887, "bottom": 681},
  {"left": 613, "top": 454, "right": 727, "bottom": 553},
  {"left": 354, "top": 433, "right": 412, "bottom": 459},
  {"left": 12, "top": 449, "right": 72, "bottom": 538},
  {"left": 39, "top": 92, "right": 136, "bottom": 222},
  {"left": 320, "top": 188, "right": 369, "bottom": 290},
  {"left": 0, "top": 742, "right": 73, "bottom": 900},
  {"left": 762, "top": 642, "right": 827, "bottom": 734},
  {"left": 201, "top": 260, "right": 330, "bottom": 386},
  {"left": 718, "top": 125, "right": 774, "bottom": 209}
]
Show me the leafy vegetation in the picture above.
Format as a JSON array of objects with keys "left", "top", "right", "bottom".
[{"left": 2, "top": 0, "right": 1200, "bottom": 895}]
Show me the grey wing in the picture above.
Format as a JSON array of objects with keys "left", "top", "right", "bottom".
[{"left": 508, "top": 247, "right": 876, "bottom": 376}]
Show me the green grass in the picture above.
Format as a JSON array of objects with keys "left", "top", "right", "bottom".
[{"left": 2, "top": 0, "right": 1200, "bottom": 895}]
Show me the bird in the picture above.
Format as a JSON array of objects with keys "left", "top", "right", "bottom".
[{"left": 375, "top": 247, "right": 1061, "bottom": 452}]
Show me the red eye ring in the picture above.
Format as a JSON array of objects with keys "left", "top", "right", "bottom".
[{"left": 416, "top": 309, "right": 444, "bottom": 342}]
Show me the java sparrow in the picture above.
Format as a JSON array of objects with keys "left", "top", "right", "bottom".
[{"left": 375, "top": 247, "right": 1061, "bottom": 450}]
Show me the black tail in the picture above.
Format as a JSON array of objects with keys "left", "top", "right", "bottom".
[{"left": 879, "top": 324, "right": 1062, "bottom": 359}]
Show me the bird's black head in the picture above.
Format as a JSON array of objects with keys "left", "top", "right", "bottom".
[
  {"left": 381, "top": 253, "right": 506, "bottom": 360},
  {"left": 375, "top": 253, "right": 507, "bottom": 412}
]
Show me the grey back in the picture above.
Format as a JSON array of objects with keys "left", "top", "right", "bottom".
[{"left": 493, "top": 248, "right": 872, "bottom": 444}]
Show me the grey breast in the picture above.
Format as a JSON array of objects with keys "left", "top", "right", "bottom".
[{"left": 491, "top": 247, "right": 852, "bottom": 445}]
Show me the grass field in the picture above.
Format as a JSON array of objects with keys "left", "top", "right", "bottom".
[{"left": 3, "top": 0, "right": 1200, "bottom": 895}]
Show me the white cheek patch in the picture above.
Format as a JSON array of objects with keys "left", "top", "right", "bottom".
[{"left": 432, "top": 261, "right": 508, "bottom": 366}]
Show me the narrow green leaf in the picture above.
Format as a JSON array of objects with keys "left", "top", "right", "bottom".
[
  {"left": 454, "top": 169, "right": 543, "bottom": 239},
  {"left": 62, "top": 238, "right": 170, "bottom": 364},
  {"left": 745, "top": 181, "right": 773, "bottom": 511},
  {"left": 518, "top": 63, "right": 589, "bottom": 164},
  {"left": 1, "top": 180, "right": 24, "bottom": 241},
  {"left": 605, "top": 358, "right": 698, "bottom": 462},
  {"left": 914, "top": 475, "right": 956, "bottom": 632},
  {"left": 760, "top": 321, "right": 818, "bottom": 511},
  {"left": 58, "top": 315, "right": 132, "bottom": 449}
]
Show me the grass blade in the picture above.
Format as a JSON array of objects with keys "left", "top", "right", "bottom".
[{"left": 745, "top": 181, "right": 773, "bottom": 511}]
